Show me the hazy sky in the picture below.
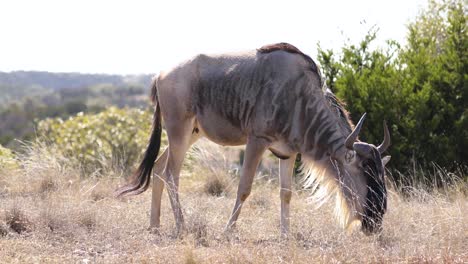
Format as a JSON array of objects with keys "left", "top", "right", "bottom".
[{"left": 0, "top": 0, "right": 427, "bottom": 74}]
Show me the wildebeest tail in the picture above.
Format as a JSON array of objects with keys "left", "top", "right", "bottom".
[{"left": 115, "top": 77, "right": 162, "bottom": 197}]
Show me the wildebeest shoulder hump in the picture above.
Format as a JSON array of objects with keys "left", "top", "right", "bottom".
[{"left": 257, "top": 42, "right": 318, "bottom": 73}]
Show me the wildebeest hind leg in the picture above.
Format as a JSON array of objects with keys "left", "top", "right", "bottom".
[
  {"left": 150, "top": 130, "right": 201, "bottom": 233},
  {"left": 163, "top": 118, "right": 198, "bottom": 237},
  {"left": 149, "top": 147, "right": 168, "bottom": 231}
]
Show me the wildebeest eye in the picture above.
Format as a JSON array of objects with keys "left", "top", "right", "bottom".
[{"left": 345, "top": 150, "right": 355, "bottom": 163}]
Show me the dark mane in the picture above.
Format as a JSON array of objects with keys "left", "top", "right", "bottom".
[
  {"left": 324, "top": 89, "right": 354, "bottom": 134},
  {"left": 258, "top": 42, "right": 303, "bottom": 55},
  {"left": 258, "top": 42, "right": 319, "bottom": 73}
]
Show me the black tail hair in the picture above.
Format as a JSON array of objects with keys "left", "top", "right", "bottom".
[{"left": 115, "top": 77, "right": 161, "bottom": 197}]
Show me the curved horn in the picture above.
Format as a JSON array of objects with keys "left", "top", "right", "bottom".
[
  {"left": 345, "top": 113, "right": 367, "bottom": 149},
  {"left": 377, "top": 121, "right": 391, "bottom": 154}
]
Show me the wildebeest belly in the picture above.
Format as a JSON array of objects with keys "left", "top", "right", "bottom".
[{"left": 196, "top": 108, "right": 247, "bottom": 146}]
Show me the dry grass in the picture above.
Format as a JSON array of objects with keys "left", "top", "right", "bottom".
[
  {"left": 4, "top": 205, "right": 31, "bottom": 234},
  {"left": 0, "top": 140, "right": 467, "bottom": 263}
]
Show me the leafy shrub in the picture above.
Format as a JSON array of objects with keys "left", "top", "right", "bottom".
[
  {"left": 37, "top": 107, "right": 166, "bottom": 175},
  {"left": 0, "top": 144, "right": 18, "bottom": 170},
  {"left": 317, "top": 0, "right": 467, "bottom": 178}
]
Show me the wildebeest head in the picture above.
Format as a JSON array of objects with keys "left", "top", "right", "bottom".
[{"left": 338, "top": 114, "right": 391, "bottom": 234}]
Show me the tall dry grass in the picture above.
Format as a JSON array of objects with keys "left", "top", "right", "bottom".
[{"left": 0, "top": 140, "right": 466, "bottom": 263}]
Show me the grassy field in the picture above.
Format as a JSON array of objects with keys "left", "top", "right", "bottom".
[{"left": 0, "top": 140, "right": 467, "bottom": 263}]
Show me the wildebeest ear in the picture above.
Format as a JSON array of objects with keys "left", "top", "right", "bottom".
[{"left": 382, "top": 155, "right": 391, "bottom": 166}]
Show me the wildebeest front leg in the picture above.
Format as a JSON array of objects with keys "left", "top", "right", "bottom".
[
  {"left": 279, "top": 155, "right": 296, "bottom": 237},
  {"left": 225, "top": 137, "right": 268, "bottom": 231},
  {"left": 149, "top": 147, "right": 169, "bottom": 230}
]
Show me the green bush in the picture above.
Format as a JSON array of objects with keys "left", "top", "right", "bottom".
[
  {"left": 37, "top": 107, "right": 166, "bottom": 175},
  {"left": 317, "top": 0, "right": 467, "bottom": 180},
  {"left": 0, "top": 144, "right": 18, "bottom": 170}
]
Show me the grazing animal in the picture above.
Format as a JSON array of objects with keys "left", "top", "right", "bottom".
[{"left": 116, "top": 43, "right": 391, "bottom": 236}]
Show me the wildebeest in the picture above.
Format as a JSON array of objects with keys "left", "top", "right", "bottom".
[{"left": 116, "top": 42, "right": 391, "bottom": 237}]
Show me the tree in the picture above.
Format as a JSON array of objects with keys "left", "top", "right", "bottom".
[
  {"left": 318, "top": 28, "right": 407, "bottom": 168},
  {"left": 317, "top": 0, "right": 467, "bottom": 179},
  {"left": 400, "top": 0, "right": 467, "bottom": 169}
]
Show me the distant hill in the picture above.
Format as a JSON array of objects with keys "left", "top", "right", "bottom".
[
  {"left": 0, "top": 71, "right": 153, "bottom": 91},
  {"left": 0, "top": 71, "right": 154, "bottom": 147},
  {"left": 0, "top": 71, "right": 154, "bottom": 107}
]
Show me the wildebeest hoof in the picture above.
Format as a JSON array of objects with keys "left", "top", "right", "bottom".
[
  {"left": 222, "top": 226, "right": 240, "bottom": 242},
  {"left": 173, "top": 227, "right": 187, "bottom": 239},
  {"left": 280, "top": 231, "right": 290, "bottom": 241},
  {"left": 148, "top": 226, "right": 161, "bottom": 235}
]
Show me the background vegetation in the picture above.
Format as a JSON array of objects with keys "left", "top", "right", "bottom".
[
  {"left": 317, "top": 0, "right": 467, "bottom": 184},
  {"left": 37, "top": 107, "right": 158, "bottom": 175},
  {"left": 0, "top": 72, "right": 151, "bottom": 147}
]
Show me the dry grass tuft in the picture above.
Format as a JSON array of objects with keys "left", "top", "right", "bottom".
[
  {"left": 76, "top": 210, "right": 97, "bottom": 230},
  {"left": 40, "top": 206, "right": 67, "bottom": 232},
  {"left": 250, "top": 192, "right": 272, "bottom": 210},
  {"left": 184, "top": 248, "right": 200, "bottom": 264},
  {"left": 38, "top": 175, "right": 58, "bottom": 194},
  {"left": 5, "top": 205, "right": 31, "bottom": 234},
  {"left": 203, "top": 175, "right": 228, "bottom": 197},
  {"left": 0, "top": 223, "right": 8, "bottom": 236},
  {"left": 89, "top": 181, "right": 113, "bottom": 202},
  {"left": 186, "top": 212, "right": 209, "bottom": 247},
  {"left": 189, "top": 139, "right": 240, "bottom": 196}
]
